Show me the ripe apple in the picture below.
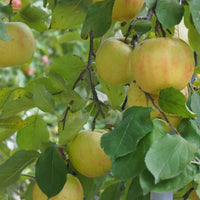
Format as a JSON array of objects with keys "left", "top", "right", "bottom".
[
  {"left": 0, "top": 22, "right": 35, "bottom": 67},
  {"left": 68, "top": 130, "right": 111, "bottom": 177},
  {"left": 127, "top": 82, "right": 188, "bottom": 132},
  {"left": 93, "top": 0, "right": 144, "bottom": 21},
  {"left": 32, "top": 174, "right": 84, "bottom": 200},
  {"left": 96, "top": 38, "right": 133, "bottom": 86},
  {"left": 130, "top": 37, "right": 194, "bottom": 94}
]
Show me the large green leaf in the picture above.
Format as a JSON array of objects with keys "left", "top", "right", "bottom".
[
  {"left": 32, "top": 84, "right": 55, "bottom": 113},
  {"left": 0, "top": 130, "right": 15, "bottom": 142},
  {"left": 155, "top": 0, "right": 184, "bottom": 29},
  {"left": 190, "top": 0, "right": 200, "bottom": 34},
  {"left": 101, "top": 107, "right": 153, "bottom": 161},
  {"left": 35, "top": 145, "right": 68, "bottom": 198},
  {"left": 111, "top": 119, "right": 166, "bottom": 180},
  {"left": 59, "top": 110, "right": 90, "bottom": 145},
  {"left": 140, "top": 164, "right": 198, "bottom": 194},
  {"left": 0, "top": 150, "right": 39, "bottom": 190},
  {"left": 13, "top": 4, "right": 49, "bottom": 32},
  {"left": 51, "top": 55, "right": 86, "bottom": 89},
  {"left": 145, "top": 134, "right": 198, "bottom": 183},
  {"left": 178, "top": 118, "right": 200, "bottom": 148},
  {"left": 158, "top": 87, "right": 196, "bottom": 118},
  {"left": 51, "top": 0, "right": 92, "bottom": 29},
  {"left": 0, "top": 19, "right": 12, "bottom": 41},
  {"left": 17, "top": 115, "right": 50, "bottom": 150},
  {"left": 81, "top": 0, "right": 114, "bottom": 39}
]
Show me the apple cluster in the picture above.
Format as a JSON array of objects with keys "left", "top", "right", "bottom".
[{"left": 96, "top": 37, "right": 195, "bottom": 131}]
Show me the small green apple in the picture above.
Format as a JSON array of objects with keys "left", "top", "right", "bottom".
[
  {"left": 68, "top": 130, "right": 111, "bottom": 177},
  {"left": 96, "top": 38, "right": 133, "bottom": 86},
  {"left": 130, "top": 37, "right": 194, "bottom": 94},
  {"left": 0, "top": 22, "right": 35, "bottom": 67},
  {"left": 32, "top": 174, "right": 84, "bottom": 200}
]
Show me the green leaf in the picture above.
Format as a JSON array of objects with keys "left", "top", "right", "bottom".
[
  {"left": 59, "top": 31, "right": 83, "bottom": 43},
  {"left": 126, "top": 177, "right": 150, "bottom": 200},
  {"left": 152, "top": 164, "right": 198, "bottom": 193},
  {"left": 101, "top": 107, "right": 153, "bottom": 161},
  {"left": 81, "top": 0, "right": 114, "bottom": 39},
  {"left": 0, "top": 88, "right": 12, "bottom": 109},
  {"left": 155, "top": 0, "right": 184, "bottom": 29},
  {"left": 98, "top": 76, "right": 126, "bottom": 108},
  {"left": 0, "top": 130, "right": 15, "bottom": 142},
  {"left": 0, "top": 19, "right": 12, "bottom": 41},
  {"left": 133, "top": 20, "right": 152, "bottom": 34},
  {"left": 35, "top": 145, "right": 68, "bottom": 198},
  {"left": 0, "top": 2, "right": 13, "bottom": 18},
  {"left": 158, "top": 87, "right": 196, "bottom": 118},
  {"left": 191, "top": 92, "right": 200, "bottom": 126},
  {"left": 145, "top": 134, "right": 198, "bottom": 183},
  {"left": 51, "top": 0, "right": 92, "bottom": 29},
  {"left": 58, "top": 90, "right": 86, "bottom": 112},
  {"left": 17, "top": 115, "right": 50, "bottom": 150},
  {"left": 0, "top": 150, "right": 39, "bottom": 190},
  {"left": 24, "top": 180, "right": 35, "bottom": 200},
  {"left": 59, "top": 110, "right": 90, "bottom": 145},
  {"left": 0, "top": 115, "right": 25, "bottom": 130},
  {"left": 99, "top": 182, "right": 121, "bottom": 200},
  {"left": 13, "top": 4, "right": 49, "bottom": 32},
  {"left": 32, "top": 84, "right": 55, "bottom": 113},
  {"left": 51, "top": 55, "right": 86, "bottom": 89},
  {"left": 190, "top": 0, "right": 200, "bottom": 34},
  {"left": 178, "top": 119, "right": 200, "bottom": 148},
  {"left": 111, "top": 119, "right": 166, "bottom": 181}
]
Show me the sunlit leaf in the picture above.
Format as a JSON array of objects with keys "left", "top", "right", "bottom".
[
  {"left": 0, "top": 130, "right": 15, "bottom": 142},
  {"left": 35, "top": 145, "right": 68, "bottom": 198},
  {"left": 158, "top": 87, "right": 196, "bottom": 118},
  {"left": 145, "top": 134, "right": 198, "bottom": 183},
  {"left": 0, "top": 150, "right": 39, "bottom": 190},
  {"left": 190, "top": 0, "right": 200, "bottom": 34},
  {"left": 17, "top": 115, "right": 49, "bottom": 150}
]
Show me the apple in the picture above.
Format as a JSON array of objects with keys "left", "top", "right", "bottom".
[
  {"left": 68, "top": 130, "right": 111, "bottom": 177},
  {"left": 93, "top": 0, "right": 144, "bottom": 21},
  {"left": 0, "top": 22, "right": 35, "bottom": 67},
  {"left": 127, "top": 82, "right": 188, "bottom": 132},
  {"left": 12, "top": 0, "right": 23, "bottom": 13},
  {"left": 112, "top": 0, "right": 144, "bottom": 21},
  {"left": 96, "top": 38, "right": 133, "bottom": 86},
  {"left": 32, "top": 174, "right": 84, "bottom": 200},
  {"left": 130, "top": 37, "right": 195, "bottom": 94}
]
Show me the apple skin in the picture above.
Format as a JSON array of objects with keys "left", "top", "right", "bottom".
[
  {"left": 112, "top": 0, "right": 144, "bottom": 21},
  {"left": 130, "top": 38, "right": 194, "bottom": 94},
  {"left": 0, "top": 22, "right": 35, "bottom": 67},
  {"left": 127, "top": 82, "right": 188, "bottom": 132},
  {"left": 93, "top": 0, "right": 144, "bottom": 21},
  {"left": 68, "top": 130, "right": 111, "bottom": 178},
  {"left": 96, "top": 38, "right": 133, "bottom": 86},
  {"left": 32, "top": 174, "right": 84, "bottom": 200}
]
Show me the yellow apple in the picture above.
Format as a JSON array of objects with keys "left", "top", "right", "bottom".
[
  {"left": 112, "top": 0, "right": 144, "bottom": 21},
  {"left": 32, "top": 174, "right": 84, "bottom": 200},
  {"left": 0, "top": 22, "right": 35, "bottom": 67},
  {"left": 68, "top": 130, "right": 111, "bottom": 177},
  {"left": 93, "top": 0, "right": 144, "bottom": 21},
  {"left": 130, "top": 37, "right": 194, "bottom": 94},
  {"left": 96, "top": 38, "right": 133, "bottom": 85},
  {"left": 127, "top": 82, "right": 188, "bottom": 132}
]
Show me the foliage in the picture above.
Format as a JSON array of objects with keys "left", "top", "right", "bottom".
[{"left": 0, "top": 0, "right": 200, "bottom": 199}]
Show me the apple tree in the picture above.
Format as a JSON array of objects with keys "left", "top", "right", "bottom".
[{"left": 0, "top": 0, "right": 200, "bottom": 199}]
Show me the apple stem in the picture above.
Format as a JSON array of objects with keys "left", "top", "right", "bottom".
[{"left": 145, "top": 92, "right": 181, "bottom": 135}]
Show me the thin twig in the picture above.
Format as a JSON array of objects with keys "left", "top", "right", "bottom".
[
  {"left": 9, "top": 0, "right": 13, "bottom": 6},
  {"left": 21, "top": 174, "right": 35, "bottom": 179},
  {"left": 183, "top": 187, "right": 194, "bottom": 200},
  {"left": 92, "top": 110, "right": 100, "bottom": 130},
  {"left": 88, "top": 31, "right": 105, "bottom": 119},
  {"left": 145, "top": 92, "right": 180, "bottom": 135},
  {"left": 61, "top": 106, "right": 70, "bottom": 130}
]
